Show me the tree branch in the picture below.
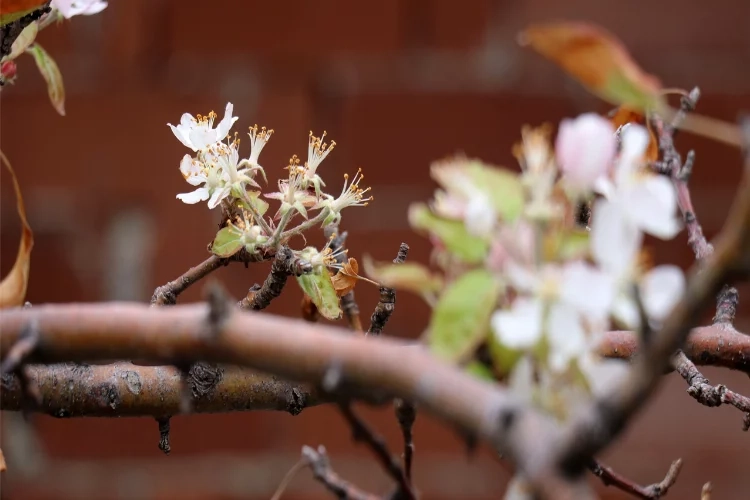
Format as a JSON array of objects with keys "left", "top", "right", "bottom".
[
  {"left": 301, "top": 445, "right": 381, "bottom": 500},
  {"left": 588, "top": 458, "right": 682, "bottom": 500},
  {"left": 324, "top": 225, "right": 363, "bottom": 332},
  {"left": 238, "top": 246, "right": 312, "bottom": 311},
  {"left": 0, "top": 362, "right": 319, "bottom": 417}
]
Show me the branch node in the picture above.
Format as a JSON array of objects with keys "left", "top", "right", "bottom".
[
  {"left": 204, "top": 281, "right": 233, "bottom": 338},
  {"left": 238, "top": 246, "right": 310, "bottom": 311},
  {"left": 156, "top": 417, "right": 171, "bottom": 455},
  {"left": 368, "top": 243, "right": 410, "bottom": 336}
]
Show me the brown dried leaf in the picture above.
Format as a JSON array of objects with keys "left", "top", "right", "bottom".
[
  {"left": 301, "top": 294, "right": 320, "bottom": 323},
  {"left": 0, "top": 151, "right": 33, "bottom": 308},
  {"left": 331, "top": 258, "right": 360, "bottom": 297},
  {"left": 519, "top": 22, "right": 662, "bottom": 111}
]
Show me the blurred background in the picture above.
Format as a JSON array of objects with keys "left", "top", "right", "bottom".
[{"left": 2, "top": 0, "right": 750, "bottom": 498}]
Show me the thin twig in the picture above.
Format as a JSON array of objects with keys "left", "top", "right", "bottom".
[
  {"left": 338, "top": 404, "right": 415, "bottom": 499},
  {"left": 324, "top": 225, "right": 363, "bottom": 331},
  {"left": 368, "top": 243, "right": 409, "bottom": 335},
  {"left": 238, "top": 246, "right": 312, "bottom": 311},
  {"left": 302, "top": 445, "right": 381, "bottom": 500},
  {"left": 588, "top": 458, "right": 682, "bottom": 499},
  {"left": 394, "top": 399, "right": 416, "bottom": 481},
  {"left": 156, "top": 417, "right": 171, "bottom": 455}
]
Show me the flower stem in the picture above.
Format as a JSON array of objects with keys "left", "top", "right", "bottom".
[
  {"left": 280, "top": 208, "right": 331, "bottom": 243},
  {"left": 268, "top": 210, "right": 293, "bottom": 249},
  {"left": 241, "top": 191, "right": 274, "bottom": 236}
]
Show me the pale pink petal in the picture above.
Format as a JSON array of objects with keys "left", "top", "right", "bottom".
[
  {"left": 547, "top": 303, "right": 586, "bottom": 371},
  {"left": 556, "top": 113, "right": 616, "bottom": 191},
  {"left": 491, "top": 299, "right": 543, "bottom": 349}
]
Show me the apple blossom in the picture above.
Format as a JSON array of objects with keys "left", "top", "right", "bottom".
[
  {"left": 265, "top": 157, "right": 318, "bottom": 219},
  {"left": 555, "top": 113, "right": 616, "bottom": 192},
  {"left": 51, "top": 0, "right": 107, "bottom": 19},
  {"left": 168, "top": 103, "right": 238, "bottom": 152},
  {"left": 303, "top": 131, "right": 335, "bottom": 195},
  {"left": 314, "top": 169, "right": 373, "bottom": 227}
]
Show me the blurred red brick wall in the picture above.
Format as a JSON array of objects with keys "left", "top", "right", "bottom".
[{"left": 2, "top": 1, "right": 750, "bottom": 498}]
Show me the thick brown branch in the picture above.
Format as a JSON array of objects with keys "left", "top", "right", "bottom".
[
  {"left": 238, "top": 246, "right": 312, "bottom": 311},
  {"left": 0, "top": 302, "right": 550, "bottom": 471},
  {"left": 588, "top": 458, "right": 682, "bottom": 499},
  {"left": 368, "top": 243, "right": 409, "bottom": 335},
  {"left": 0, "top": 362, "right": 319, "bottom": 417}
]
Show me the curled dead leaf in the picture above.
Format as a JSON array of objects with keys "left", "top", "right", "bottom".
[
  {"left": 609, "top": 106, "right": 659, "bottom": 162},
  {"left": 519, "top": 22, "right": 662, "bottom": 111},
  {"left": 331, "top": 258, "right": 379, "bottom": 297},
  {"left": 0, "top": 151, "right": 33, "bottom": 308}
]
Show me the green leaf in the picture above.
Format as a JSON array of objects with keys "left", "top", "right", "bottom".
[
  {"left": 409, "top": 203, "right": 489, "bottom": 264},
  {"left": 26, "top": 43, "right": 65, "bottom": 116},
  {"left": 427, "top": 269, "right": 501, "bottom": 361},
  {"left": 210, "top": 225, "right": 244, "bottom": 258},
  {"left": 238, "top": 191, "right": 269, "bottom": 217},
  {"left": 544, "top": 228, "right": 590, "bottom": 261},
  {"left": 431, "top": 158, "right": 524, "bottom": 222},
  {"left": 487, "top": 333, "right": 524, "bottom": 378},
  {"left": 6, "top": 21, "right": 37, "bottom": 60},
  {"left": 465, "top": 361, "right": 495, "bottom": 382},
  {"left": 296, "top": 268, "right": 342, "bottom": 320},
  {"left": 362, "top": 255, "right": 443, "bottom": 296},
  {"left": 464, "top": 162, "right": 524, "bottom": 221}
]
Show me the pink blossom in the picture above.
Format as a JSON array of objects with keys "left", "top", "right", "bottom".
[{"left": 555, "top": 113, "right": 616, "bottom": 192}]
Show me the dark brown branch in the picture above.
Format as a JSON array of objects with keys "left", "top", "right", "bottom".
[
  {"left": 588, "top": 458, "right": 682, "bottom": 499},
  {"left": 338, "top": 404, "right": 415, "bottom": 499},
  {"left": 238, "top": 246, "right": 312, "bottom": 311},
  {"left": 551, "top": 117, "right": 750, "bottom": 484},
  {"left": 394, "top": 399, "right": 416, "bottom": 481},
  {"left": 324, "top": 225, "right": 363, "bottom": 332},
  {"left": 0, "top": 362, "right": 320, "bottom": 417},
  {"left": 368, "top": 243, "right": 409, "bottom": 335},
  {"left": 302, "top": 445, "right": 381, "bottom": 500}
]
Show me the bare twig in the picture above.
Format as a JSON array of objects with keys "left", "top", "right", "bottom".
[
  {"left": 302, "top": 445, "right": 380, "bottom": 500},
  {"left": 588, "top": 458, "right": 682, "bottom": 499},
  {"left": 156, "top": 417, "right": 171, "bottom": 455},
  {"left": 238, "top": 246, "right": 312, "bottom": 311},
  {"left": 0, "top": 320, "right": 39, "bottom": 376},
  {"left": 324, "top": 225, "right": 363, "bottom": 332},
  {"left": 338, "top": 404, "right": 415, "bottom": 499},
  {"left": 712, "top": 285, "right": 739, "bottom": 326},
  {"left": 368, "top": 243, "right": 409, "bottom": 335},
  {"left": 394, "top": 399, "right": 416, "bottom": 481},
  {"left": 0, "top": 362, "right": 319, "bottom": 417}
]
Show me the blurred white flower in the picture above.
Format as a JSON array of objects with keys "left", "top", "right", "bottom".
[
  {"left": 51, "top": 0, "right": 107, "bottom": 19},
  {"left": 595, "top": 124, "right": 681, "bottom": 240},
  {"left": 463, "top": 194, "right": 497, "bottom": 237},
  {"left": 556, "top": 113, "right": 616, "bottom": 192},
  {"left": 168, "top": 102, "right": 238, "bottom": 152}
]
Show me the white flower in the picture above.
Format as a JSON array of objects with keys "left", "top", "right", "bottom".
[
  {"left": 242, "top": 124, "right": 273, "bottom": 181},
  {"left": 492, "top": 261, "right": 614, "bottom": 371},
  {"left": 51, "top": 0, "right": 107, "bottom": 18},
  {"left": 595, "top": 124, "right": 681, "bottom": 240},
  {"left": 168, "top": 102, "right": 238, "bottom": 152},
  {"left": 590, "top": 194, "right": 685, "bottom": 329},
  {"left": 463, "top": 194, "right": 496, "bottom": 237},
  {"left": 578, "top": 353, "right": 629, "bottom": 398},
  {"left": 265, "top": 158, "right": 318, "bottom": 219},
  {"left": 315, "top": 169, "right": 373, "bottom": 226},
  {"left": 304, "top": 131, "right": 335, "bottom": 195},
  {"left": 555, "top": 113, "right": 616, "bottom": 192},
  {"left": 176, "top": 155, "right": 223, "bottom": 207}
]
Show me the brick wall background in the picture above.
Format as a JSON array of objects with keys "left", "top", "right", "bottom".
[{"left": 1, "top": 1, "right": 750, "bottom": 498}]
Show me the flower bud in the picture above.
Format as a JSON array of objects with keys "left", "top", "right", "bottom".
[{"left": 555, "top": 113, "right": 616, "bottom": 191}]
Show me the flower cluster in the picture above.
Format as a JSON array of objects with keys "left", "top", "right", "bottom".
[
  {"left": 368, "top": 112, "right": 685, "bottom": 419},
  {"left": 169, "top": 102, "right": 373, "bottom": 319}
]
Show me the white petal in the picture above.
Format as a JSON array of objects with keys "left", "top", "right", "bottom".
[
  {"left": 189, "top": 129, "right": 218, "bottom": 152},
  {"left": 505, "top": 261, "right": 538, "bottom": 294},
  {"left": 491, "top": 299, "right": 543, "bottom": 349},
  {"left": 216, "top": 102, "right": 238, "bottom": 140},
  {"left": 176, "top": 187, "right": 209, "bottom": 204},
  {"left": 579, "top": 354, "right": 629, "bottom": 397},
  {"left": 591, "top": 199, "right": 642, "bottom": 277},
  {"left": 207, "top": 186, "right": 231, "bottom": 209},
  {"left": 612, "top": 295, "right": 639, "bottom": 329},
  {"left": 504, "top": 475, "right": 534, "bottom": 500},
  {"left": 464, "top": 195, "right": 496, "bottom": 237},
  {"left": 169, "top": 124, "right": 194, "bottom": 150},
  {"left": 561, "top": 261, "right": 615, "bottom": 320},
  {"left": 643, "top": 265, "right": 685, "bottom": 321},
  {"left": 625, "top": 175, "right": 682, "bottom": 239},
  {"left": 617, "top": 124, "right": 649, "bottom": 177},
  {"left": 547, "top": 303, "right": 587, "bottom": 372}
]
